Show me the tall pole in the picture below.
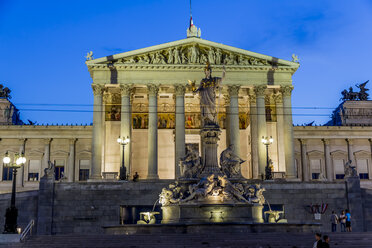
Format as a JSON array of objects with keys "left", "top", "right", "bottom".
[
  {"left": 120, "top": 144, "right": 126, "bottom": 180},
  {"left": 266, "top": 144, "right": 269, "bottom": 174}
]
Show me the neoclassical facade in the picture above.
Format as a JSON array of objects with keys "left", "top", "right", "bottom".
[{"left": 0, "top": 36, "right": 371, "bottom": 191}]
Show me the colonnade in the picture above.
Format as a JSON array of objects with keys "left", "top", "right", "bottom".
[{"left": 90, "top": 83, "right": 296, "bottom": 180}]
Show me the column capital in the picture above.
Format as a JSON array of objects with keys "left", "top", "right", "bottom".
[
  {"left": 223, "top": 94, "right": 230, "bottom": 107},
  {"left": 298, "top": 138, "right": 307, "bottom": 145},
  {"left": 280, "top": 85, "right": 294, "bottom": 97},
  {"left": 322, "top": 139, "right": 330, "bottom": 145},
  {"left": 227, "top": 85, "right": 241, "bottom": 96},
  {"left": 44, "top": 138, "right": 52, "bottom": 145},
  {"left": 253, "top": 85, "right": 267, "bottom": 97},
  {"left": 69, "top": 138, "right": 77, "bottom": 145},
  {"left": 147, "top": 84, "right": 159, "bottom": 96},
  {"left": 272, "top": 92, "right": 283, "bottom": 103},
  {"left": 119, "top": 84, "right": 133, "bottom": 96},
  {"left": 174, "top": 84, "right": 186, "bottom": 96},
  {"left": 91, "top": 84, "right": 105, "bottom": 96},
  {"left": 248, "top": 92, "right": 256, "bottom": 104},
  {"left": 345, "top": 138, "right": 354, "bottom": 145}
]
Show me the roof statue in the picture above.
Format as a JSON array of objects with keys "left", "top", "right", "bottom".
[
  {"left": 340, "top": 80, "right": 369, "bottom": 101},
  {"left": 0, "top": 84, "right": 11, "bottom": 99},
  {"left": 291, "top": 54, "right": 299, "bottom": 63},
  {"left": 186, "top": 1, "right": 201, "bottom": 38},
  {"left": 85, "top": 51, "right": 94, "bottom": 61}
]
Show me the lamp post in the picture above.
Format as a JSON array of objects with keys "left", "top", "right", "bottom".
[
  {"left": 261, "top": 136, "right": 273, "bottom": 180},
  {"left": 117, "top": 136, "right": 130, "bottom": 180},
  {"left": 3, "top": 152, "right": 26, "bottom": 234}
]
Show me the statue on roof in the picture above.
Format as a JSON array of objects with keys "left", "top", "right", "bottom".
[
  {"left": 0, "top": 84, "right": 11, "bottom": 99},
  {"left": 340, "top": 80, "right": 369, "bottom": 101},
  {"left": 356, "top": 80, "right": 369, "bottom": 101}
]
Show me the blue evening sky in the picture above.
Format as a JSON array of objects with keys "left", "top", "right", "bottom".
[{"left": 0, "top": 0, "right": 371, "bottom": 125}]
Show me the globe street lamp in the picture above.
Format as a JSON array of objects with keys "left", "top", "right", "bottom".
[
  {"left": 261, "top": 136, "right": 273, "bottom": 180},
  {"left": 117, "top": 136, "right": 130, "bottom": 180},
  {"left": 3, "top": 152, "right": 26, "bottom": 234}
]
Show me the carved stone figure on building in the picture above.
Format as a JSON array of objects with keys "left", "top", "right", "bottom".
[
  {"left": 200, "top": 53, "right": 208, "bottom": 63},
  {"left": 181, "top": 52, "right": 188, "bottom": 64},
  {"left": 220, "top": 144, "right": 245, "bottom": 178},
  {"left": 344, "top": 160, "right": 358, "bottom": 178},
  {"left": 167, "top": 48, "right": 174, "bottom": 64},
  {"left": 356, "top": 80, "right": 369, "bottom": 101},
  {"left": 173, "top": 48, "right": 181, "bottom": 64},
  {"left": 179, "top": 145, "right": 202, "bottom": 178},
  {"left": 239, "top": 55, "right": 249, "bottom": 65},
  {"left": 189, "top": 44, "right": 199, "bottom": 64},
  {"left": 225, "top": 53, "right": 237, "bottom": 65},
  {"left": 215, "top": 48, "right": 222, "bottom": 65},
  {"left": 208, "top": 48, "right": 216, "bottom": 64},
  {"left": 0, "top": 85, "right": 11, "bottom": 99},
  {"left": 194, "top": 63, "right": 225, "bottom": 126}
]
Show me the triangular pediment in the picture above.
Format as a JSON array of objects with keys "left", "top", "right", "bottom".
[{"left": 86, "top": 37, "right": 299, "bottom": 68}]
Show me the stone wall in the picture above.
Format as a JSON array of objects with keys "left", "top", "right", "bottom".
[
  {"left": 34, "top": 180, "right": 366, "bottom": 234},
  {"left": 0, "top": 190, "right": 38, "bottom": 233}
]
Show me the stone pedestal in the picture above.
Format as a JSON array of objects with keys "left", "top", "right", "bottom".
[
  {"left": 162, "top": 204, "right": 262, "bottom": 224},
  {"left": 200, "top": 125, "right": 221, "bottom": 177},
  {"left": 345, "top": 176, "right": 365, "bottom": 232}
]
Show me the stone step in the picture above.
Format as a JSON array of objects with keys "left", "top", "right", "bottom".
[{"left": 5, "top": 233, "right": 372, "bottom": 248}]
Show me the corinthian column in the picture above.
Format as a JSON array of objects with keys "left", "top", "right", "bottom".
[
  {"left": 254, "top": 85, "right": 267, "bottom": 178},
  {"left": 281, "top": 85, "right": 296, "bottom": 179},
  {"left": 91, "top": 83, "right": 105, "bottom": 179},
  {"left": 299, "top": 139, "right": 309, "bottom": 181},
  {"left": 42, "top": 138, "right": 52, "bottom": 177},
  {"left": 249, "top": 92, "right": 259, "bottom": 179},
  {"left": 17, "top": 139, "right": 27, "bottom": 187},
  {"left": 174, "top": 84, "right": 186, "bottom": 179},
  {"left": 120, "top": 84, "right": 133, "bottom": 177},
  {"left": 273, "top": 92, "right": 286, "bottom": 172},
  {"left": 67, "top": 139, "right": 77, "bottom": 182},
  {"left": 228, "top": 85, "right": 241, "bottom": 156},
  {"left": 323, "top": 139, "right": 333, "bottom": 182},
  {"left": 147, "top": 84, "right": 159, "bottom": 179}
]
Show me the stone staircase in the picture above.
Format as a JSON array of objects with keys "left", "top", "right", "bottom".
[{"left": 4, "top": 232, "right": 372, "bottom": 248}]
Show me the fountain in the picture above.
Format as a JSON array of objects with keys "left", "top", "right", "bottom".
[{"left": 158, "top": 63, "right": 266, "bottom": 224}]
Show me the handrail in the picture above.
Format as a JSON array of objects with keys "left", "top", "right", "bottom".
[{"left": 20, "top": 219, "right": 35, "bottom": 242}]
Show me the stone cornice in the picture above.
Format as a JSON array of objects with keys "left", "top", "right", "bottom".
[{"left": 87, "top": 64, "right": 297, "bottom": 73}]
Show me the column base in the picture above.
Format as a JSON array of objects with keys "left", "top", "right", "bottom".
[{"left": 146, "top": 174, "right": 159, "bottom": 180}]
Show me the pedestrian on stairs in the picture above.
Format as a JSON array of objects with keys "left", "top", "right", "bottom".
[
  {"left": 339, "top": 210, "right": 346, "bottom": 232},
  {"left": 322, "top": 235, "right": 330, "bottom": 248},
  {"left": 345, "top": 209, "right": 352, "bottom": 232},
  {"left": 330, "top": 211, "right": 339, "bottom": 232},
  {"left": 313, "top": 233, "right": 323, "bottom": 248}
]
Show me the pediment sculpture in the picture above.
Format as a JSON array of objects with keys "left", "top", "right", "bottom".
[{"left": 116, "top": 44, "right": 275, "bottom": 66}]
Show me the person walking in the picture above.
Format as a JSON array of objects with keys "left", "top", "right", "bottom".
[
  {"left": 322, "top": 235, "right": 330, "bottom": 248},
  {"left": 339, "top": 210, "right": 346, "bottom": 232},
  {"left": 313, "top": 233, "right": 323, "bottom": 248},
  {"left": 345, "top": 209, "right": 352, "bottom": 232},
  {"left": 330, "top": 211, "right": 339, "bottom": 232}
]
